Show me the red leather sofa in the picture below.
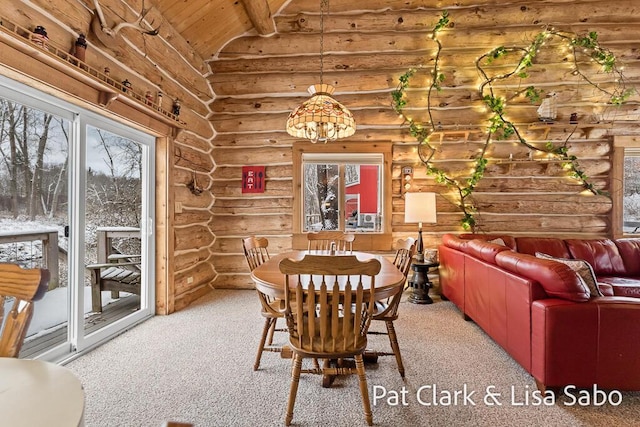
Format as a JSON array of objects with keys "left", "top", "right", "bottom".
[{"left": 438, "top": 234, "right": 640, "bottom": 392}]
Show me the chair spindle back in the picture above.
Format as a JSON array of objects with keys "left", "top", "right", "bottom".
[
  {"left": 306, "top": 231, "right": 355, "bottom": 253},
  {"left": 393, "top": 238, "right": 417, "bottom": 279},
  {"left": 279, "top": 255, "right": 381, "bottom": 355},
  {"left": 0, "top": 263, "right": 50, "bottom": 357},
  {"left": 242, "top": 236, "right": 270, "bottom": 271}
]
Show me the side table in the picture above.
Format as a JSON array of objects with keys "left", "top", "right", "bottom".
[{"left": 407, "top": 260, "right": 439, "bottom": 304}]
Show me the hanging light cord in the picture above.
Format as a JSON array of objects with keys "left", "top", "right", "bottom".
[{"left": 319, "top": 0, "right": 328, "bottom": 85}]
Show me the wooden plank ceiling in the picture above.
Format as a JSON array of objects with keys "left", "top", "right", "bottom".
[
  {"left": 155, "top": 0, "right": 417, "bottom": 59},
  {"left": 154, "top": 0, "right": 288, "bottom": 58}
]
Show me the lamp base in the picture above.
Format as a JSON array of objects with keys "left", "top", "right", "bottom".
[
  {"left": 407, "top": 260, "right": 436, "bottom": 305},
  {"left": 415, "top": 227, "right": 424, "bottom": 262},
  {"left": 408, "top": 288, "right": 433, "bottom": 305}
]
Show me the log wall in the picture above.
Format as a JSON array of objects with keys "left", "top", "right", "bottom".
[
  {"left": 0, "top": 0, "right": 216, "bottom": 312},
  {"left": 208, "top": 0, "right": 640, "bottom": 288},
  {"left": 7, "top": 0, "right": 640, "bottom": 301}
]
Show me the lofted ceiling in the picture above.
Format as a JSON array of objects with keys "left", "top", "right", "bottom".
[
  {"left": 154, "top": 0, "right": 409, "bottom": 60},
  {"left": 154, "top": 0, "right": 288, "bottom": 59}
]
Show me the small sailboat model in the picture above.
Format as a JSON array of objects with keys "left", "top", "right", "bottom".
[{"left": 537, "top": 93, "right": 557, "bottom": 123}]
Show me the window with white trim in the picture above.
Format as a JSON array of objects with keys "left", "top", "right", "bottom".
[
  {"left": 623, "top": 148, "right": 640, "bottom": 234},
  {"left": 292, "top": 142, "right": 393, "bottom": 251},
  {"left": 302, "top": 153, "right": 383, "bottom": 232}
]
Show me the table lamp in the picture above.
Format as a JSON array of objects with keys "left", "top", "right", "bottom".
[{"left": 404, "top": 192, "right": 437, "bottom": 262}]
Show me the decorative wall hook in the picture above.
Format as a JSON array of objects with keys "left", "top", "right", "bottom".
[{"left": 187, "top": 172, "right": 203, "bottom": 196}]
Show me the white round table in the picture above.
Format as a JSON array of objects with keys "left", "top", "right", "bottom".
[{"left": 0, "top": 357, "right": 85, "bottom": 427}]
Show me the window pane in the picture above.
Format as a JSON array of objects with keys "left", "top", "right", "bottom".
[
  {"left": 345, "top": 164, "right": 381, "bottom": 232},
  {"left": 623, "top": 155, "right": 640, "bottom": 233},
  {"left": 303, "top": 160, "right": 383, "bottom": 233},
  {"left": 84, "top": 126, "right": 142, "bottom": 321},
  {"left": 0, "top": 97, "right": 70, "bottom": 356},
  {"left": 303, "top": 164, "right": 339, "bottom": 231}
]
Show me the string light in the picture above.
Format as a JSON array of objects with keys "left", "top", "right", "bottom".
[{"left": 391, "top": 16, "right": 629, "bottom": 230}]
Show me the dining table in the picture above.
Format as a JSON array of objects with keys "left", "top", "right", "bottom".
[
  {"left": 0, "top": 357, "right": 85, "bottom": 427},
  {"left": 251, "top": 250, "right": 406, "bottom": 385},
  {"left": 251, "top": 250, "right": 406, "bottom": 301}
]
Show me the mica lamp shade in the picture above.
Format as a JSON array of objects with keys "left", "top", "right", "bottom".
[{"left": 286, "top": 83, "right": 356, "bottom": 143}]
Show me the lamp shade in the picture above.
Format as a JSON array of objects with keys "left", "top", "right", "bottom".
[
  {"left": 404, "top": 192, "right": 437, "bottom": 224},
  {"left": 286, "top": 84, "right": 356, "bottom": 143}
]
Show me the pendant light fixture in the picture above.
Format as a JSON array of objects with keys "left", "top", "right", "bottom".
[{"left": 285, "top": 0, "right": 356, "bottom": 143}]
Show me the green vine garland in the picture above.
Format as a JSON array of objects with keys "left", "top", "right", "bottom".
[{"left": 392, "top": 12, "right": 634, "bottom": 231}]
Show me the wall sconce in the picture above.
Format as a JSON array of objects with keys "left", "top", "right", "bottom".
[{"left": 402, "top": 166, "right": 413, "bottom": 196}]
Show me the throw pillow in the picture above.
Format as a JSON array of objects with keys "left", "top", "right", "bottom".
[
  {"left": 488, "top": 238, "right": 507, "bottom": 246},
  {"left": 535, "top": 252, "right": 603, "bottom": 297}
]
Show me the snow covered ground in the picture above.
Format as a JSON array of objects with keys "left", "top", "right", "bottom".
[
  {"left": 3, "top": 287, "right": 123, "bottom": 337},
  {"left": 0, "top": 215, "right": 120, "bottom": 338}
]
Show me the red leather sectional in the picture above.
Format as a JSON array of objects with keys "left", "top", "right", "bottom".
[{"left": 438, "top": 234, "right": 640, "bottom": 392}]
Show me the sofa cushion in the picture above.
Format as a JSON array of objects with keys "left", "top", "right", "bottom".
[
  {"left": 465, "top": 239, "right": 511, "bottom": 264},
  {"left": 614, "top": 239, "right": 640, "bottom": 276},
  {"left": 488, "top": 237, "right": 507, "bottom": 246},
  {"left": 515, "top": 237, "right": 570, "bottom": 258},
  {"left": 495, "top": 251, "right": 590, "bottom": 302},
  {"left": 442, "top": 233, "right": 469, "bottom": 251},
  {"left": 565, "top": 239, "right": 626, "bottom": 276},
  {"left": 596, "top": 276, "right": 640, "bottom": 298},
  {"left": 458, "top": 234, "right": 517, "bottom": 250},
  {"left": 535, "top": 252, "right": 602, "bottom": 297}
]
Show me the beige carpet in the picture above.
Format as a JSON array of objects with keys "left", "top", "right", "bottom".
[{"left": 66, "top": 289, "right": 640, "bottom": 427}]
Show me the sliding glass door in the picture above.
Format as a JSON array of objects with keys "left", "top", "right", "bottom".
[
  {"left": 0, "top": 76, "right": 155, "bottom": 361},
  {"left": 76, "top": 119, "right": 154, "bottom": 353},
  {"left": 0, "top": 93, "right": 72, "bottom": 358}
]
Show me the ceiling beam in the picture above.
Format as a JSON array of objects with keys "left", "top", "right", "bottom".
[{"left": 241, "top": 0, "right": 276, "bottom": 35}]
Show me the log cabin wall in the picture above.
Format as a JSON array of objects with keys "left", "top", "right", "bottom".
[
  {"left": 208, "top": 0, "right": 640, "bottom": 289},
  {"left": 0, "top": 0, "right": 216, "bottom": 312},
  {"left": 5, "top": 0, "right": 640, "bottom": 302}
]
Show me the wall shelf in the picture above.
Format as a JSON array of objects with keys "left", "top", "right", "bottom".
[
  {"left": 428, "top": 130, "right": 486, "bottom": 143},
  {"left": 422, "top": 121, "right": 624, "bottom": 143},
  {"left": 0, "top": 16, "right": 186, "bottom": 130}
]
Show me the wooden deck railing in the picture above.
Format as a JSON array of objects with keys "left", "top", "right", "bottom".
[{"left": 0, "top": 229, "right": 59, "bottom": 289}]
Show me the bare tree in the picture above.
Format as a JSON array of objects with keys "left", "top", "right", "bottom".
[
  {"left": 303, "top": 164, "right": 339, "bottom": 230},
  {"left": 87, "top": 129, "right": 142, "bottom": 227},
  {"left": 624, "top": 157, "right": 640, "bottom": 221},
  {"left": 7, "top": 103, "right": 22, "bottom": 217},
  {"left": 47, "top": 118, "right": 69, "bottom": 218},
  {"left": 28, "top": 114, "right": 52, "bottom": 219},
  {"left": 0, "top": 100, "right": 63, "bottom": 219}
]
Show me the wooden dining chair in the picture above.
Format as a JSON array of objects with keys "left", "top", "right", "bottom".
[
  {"left": 0, "top": 263, "right": 50, "bottom": 357},
  {"left": 306, "top": 230, "right": 355, "bottom": 252},
  {"left": 393, "top": 237, "right": 416, "bottom": 286},
  {"left": 279, "top": 254, "right": 381, "bottom": 426},
  {"left": 367, "top": 238, "right": 416, "bottom": 377},
  {"left": 242, "top": 236, "right": 285, "bottom": 370}
]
